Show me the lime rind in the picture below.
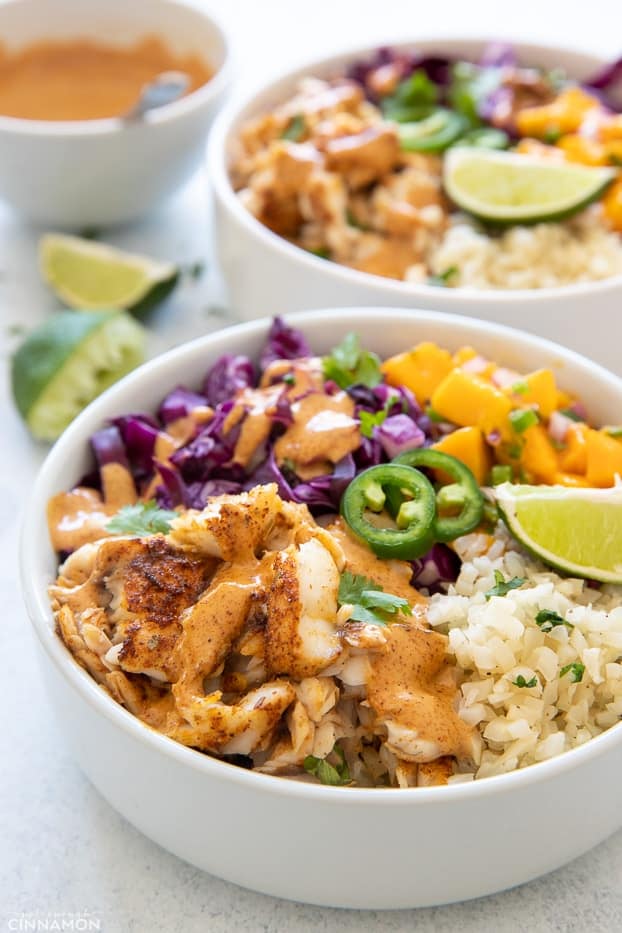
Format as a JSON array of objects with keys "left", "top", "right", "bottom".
[
  {"left": 40, "top": 234, "right": 178, "bottom": 312},
  {"left": 444, "top": 148, "right": 617, "bottom": 224},
  {"left": 11, "top": 310, "right": 145, "bottom": 441},
  {"left": 495, "top": 481, "right": 622, "bottom": 584}
]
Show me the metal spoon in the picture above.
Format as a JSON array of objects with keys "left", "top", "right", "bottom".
[{"left": 123, "top": 71, "right": 190, "bottom": 122}]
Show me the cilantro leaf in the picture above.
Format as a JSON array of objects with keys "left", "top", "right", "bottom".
[
  {"left": 280, "top": 113, "right": 306, "bottom": 141},
  {"left": 303, "top": 744, "right": 351, "bottom": 785},
  {"left": 427, "top": 266, "right": 458, "bottom": 287},
  {"left": 535, "top": 609, "right": 573, "bottom": 633},
  {"left": 338, "top": 571, "right": 409, "bottom": 627},
  {"left": 323, "top": 333, "right": 382, "bottom": 390},
  {"left": 512, "top": 674, "right": 538, "bottom": 688},
  {"left": 106, "top": 500, "right": 178, "bottom": 536},
  {"left": 485, "top": 570, "right": 526, "bottom": 600},
  {"left": 358, "top": 397, "right": 399, "bottom": 439},
  {"left": 560, "top": 662, "right": 585, "bottom": 683}
]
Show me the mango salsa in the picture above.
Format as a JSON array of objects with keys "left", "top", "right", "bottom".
[
  {"left": 432, "top": 426, "right": 491, "bottom": 485},
  {"left": 431, "top": 368, "right": 512, "bottom": 440}
]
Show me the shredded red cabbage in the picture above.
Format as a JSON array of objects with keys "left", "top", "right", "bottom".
[
  {"left": 411, "top": 543, "right": 461, "bottom": 593},
  {"left": 203, "top": 354, "right": 256, "bottom": 408},
  {"left": 158, "top": 386, "right": 208, "bottom": 424},
  {"left": 260, "top": 316, "right": 312, "bottom": 370}
]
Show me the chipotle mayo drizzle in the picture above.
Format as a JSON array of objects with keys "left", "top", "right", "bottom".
[{"left": 47, "top": 463, "right": 137, "bottom": 553}]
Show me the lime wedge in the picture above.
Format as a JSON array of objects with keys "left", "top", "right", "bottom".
[
  {"left": 443, "top": 148, "right": 617, "bottom": 223},
  {"left": 495, "top": 482, "right": 622, "bottom": 583},
  {"left": 40, "top": 234, "right": 178, "bottom": 313},
  {"left": 11, "top": 309, "right": 145, "bottom": 441}
]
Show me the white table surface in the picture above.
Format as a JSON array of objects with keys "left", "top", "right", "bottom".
[{"left": 2, "top": 1, "right": 622, "bottom": 929}]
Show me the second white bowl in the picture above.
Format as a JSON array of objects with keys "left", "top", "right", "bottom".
[{"left": 208, "top": 38, "right": 622, "bottom": 373}]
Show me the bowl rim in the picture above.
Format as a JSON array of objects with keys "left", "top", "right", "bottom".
[
  {"left": 0, "top": 0, "right": 233, "bottom": 137},
  {"left": 20, "top": 307, "right": 622, "bottom": 806},
  {"left": 207, "top": 34, "right": 622, "bottom": 303}
]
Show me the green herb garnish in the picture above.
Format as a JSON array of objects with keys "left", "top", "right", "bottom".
[
  {"left": 303, "top": 744, "right": 351, "bottom": 785},
  {"left": 509, "top": 408, "right": 539, "bottom": 433},
  {"left": 382, "top": 69, "right": 438, "bottom": 123},
  {"left": 559, "top": 407, "right": 582, "bottom": 422},
  {"left": 106, "top": 500, "right": 178, "bottom": 536},
  {"left": 535, "top": 609, "right": 573, "bottom": 632},
  {"left": 345, "top": 208, "right": 370, "bottom": 231},
  {"left": 358, "top": 398, "right": 399, "bottom": 438},
  {"left": 338, "top": 571, "right": 409, "bottom": 626},
  {"left": 609, "top": 154, "right": 622, "bottom": 168},
  {"left": 560, "top": 662, "right": 585, "bottom": 683},
  {"left": 282, "top": 372, "right": 296, "bottom": 386},
  {"left": 428, "top": 265, "right": 458, "bottom": 287},
  {"left": 323, "top": 332, "right": 382, "bottom": 389},
  {"left": 603, "top": 425, "right": 622, "bottom": 439},
  {"left": 485, "top": 570, "right": 526, "bottom": 600},
  {"left": 309, "top": 246, "right": 331, "bottom": 259},
  {"left": 512, "top": 674, "right": 538, "bottom": 688},
  {"left": 281, "top": 113, "right": 306, "bottom": 141}
]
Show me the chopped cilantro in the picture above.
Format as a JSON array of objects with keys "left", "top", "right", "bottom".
[
  {"left": 425, "top": 406, "right": 449, "bottom": 424},
  {"left": 358, "top": 398, "right": 398, "bottom": 438},
  {"left": 485, "top": 570, "right": 526, "bottom": 600},
  {"left": 428, "top": 266, "right": 458, "bottom": 287},
  {"left": 281, "top": 113, "right": 306, "bottom": 141},
  {"left": 309, "top": 246, "right": 331, "bottom": 259},
  {"left": 338, "top": 571, "right": 409, "bottom": 627},
  {"left": 323, "top": 332, "right": 382, "bottom": 389},
  {"left": 282, "top": 372, "right": 296, "bottom": 386},
  {"left": 106, "top": 500, "right": 178, "bottom": 536},
  {"left": 560, "top": 662, "right": 585, "bottom": 683},
  {"left": 559, "top": 407, "right": 582, "bottom": 422},
  {"left": 535, "top": 609, "right": 573, "bottom": 633},
  {"left": 512, "top": 674, "right": 538, "bottom": 688},
  {"left": 303, "top": 745, "right": 351, "bottom": 785}
]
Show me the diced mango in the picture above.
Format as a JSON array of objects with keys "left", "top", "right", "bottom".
[
  {"left": 382, "top": 342, "right": 453, "bottom": 405},
  {"left": 553, "top": 471, "right": 591, "bottom": 488},
  {"left": 585, "top": 428, "right": 622, "bottom": 487},
  {"left": 453, "top": 346, "right": 478, "bottom": 367},
  {"left": 431, "top": 368, "right": 512, "bottom": 439},
  {"left": 558, "top": 423, "right": 589, "bottom": 474},
  {"left": 432, "top": 426, "right": 491, "bottom": 485},
  {"left": 516, "top": 87, "right": 602, "bottom": 139},
  {"left": 557, "top": 134, "right": 607, "bottom": 166},
  {"left": 556, "top": 389, "right": 573, "bottom": 409},
  {"left": 520, "top": 424, "right": 559, "bottom": 483},
  {"left": 504, "top": 369, "right": 558, "bottom": 418},
  {"left": 603, "top": 176, "right": 622, "bottom": 233},
  {"left": 598, "top": 113, "right": 622, "bottom": 141}
]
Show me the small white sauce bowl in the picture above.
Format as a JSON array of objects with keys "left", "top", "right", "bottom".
[
  {"left": 208, "top": 39, "right": 622, "bottom": 373},
  {"left": 20, "top": 308, "right": 622, "bottom": 909},
  {"left": 0, "top": 0, "right": 231, "bottom": 227}
]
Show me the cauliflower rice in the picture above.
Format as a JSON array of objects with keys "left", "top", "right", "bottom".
[
  {"left": 430, "top": 210, "right": 622, "bottom": 290},
  {"left": 429, "top": 524, "right": 622, "bottom": 781}
]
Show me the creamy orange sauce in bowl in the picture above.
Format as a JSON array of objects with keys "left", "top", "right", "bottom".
[
  {"left": 0, "top": 0, "right": 231, "bottom": 224},
  {"left": 0, "top": 36, "right": 214, "bottom": 122}
]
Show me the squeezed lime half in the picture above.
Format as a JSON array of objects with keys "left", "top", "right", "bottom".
[
  {"left": 11, "top": 309, "right": 145, "bottom": 440},
  {"left": 443, "top": 148, "right": 617, "bottom": 224},
  {"left": 40, "top": 234, "right": 178, "bottom": 313}
]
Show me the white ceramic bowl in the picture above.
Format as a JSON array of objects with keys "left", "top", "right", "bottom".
[
  {"left": 208, "top": 39, "right": 622, "bottom": 373},
  {"left": 21, "top": 308, "right": 622, "bottom": 909},
  {"left": 0, "top": 0, "right": 230, "bottom": 227}
]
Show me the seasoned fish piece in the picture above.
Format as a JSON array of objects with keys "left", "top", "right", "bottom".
[
  {"left": 265, "top": 537, "right": 342, "bottom": 679},
  {"left": 168, "top": 483, "right": 283, "bottom": 561},
  {"left": 169, "top": 681, "right": 296, "bottom": 755}
]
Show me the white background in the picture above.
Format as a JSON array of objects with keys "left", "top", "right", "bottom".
[{"left": 1, "top": 1, "right": 622, "bottom": 930}]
